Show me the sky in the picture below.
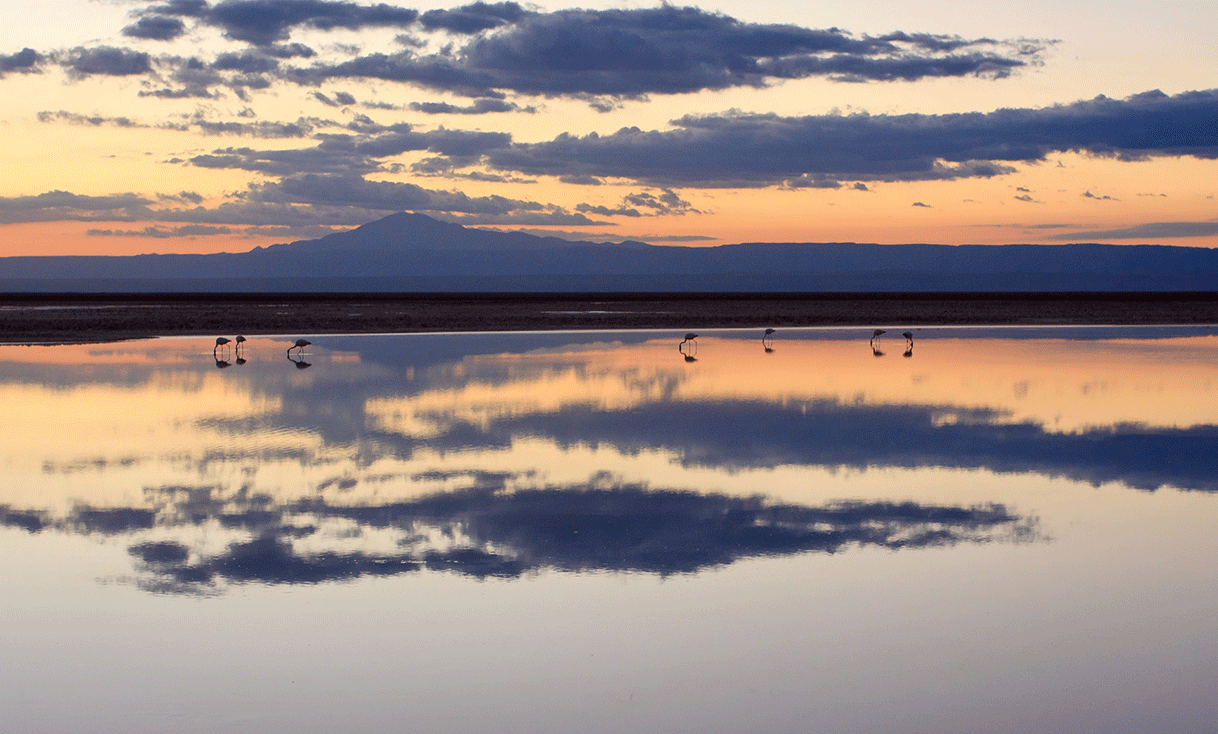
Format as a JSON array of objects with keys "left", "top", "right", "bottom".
[{"left": 0, "top": 0, "right": 1216, "bottom": 257}]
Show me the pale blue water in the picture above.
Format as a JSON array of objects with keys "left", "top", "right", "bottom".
[{"left": 2, "top": 327, "right": 1217, "bottom": 733}]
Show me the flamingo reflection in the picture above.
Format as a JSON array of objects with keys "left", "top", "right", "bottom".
[
  {"left": 869, "top": 329, "right": 886, "bottom": 357},
  {"left": 678, "top": 333, "right": 698, "bottom": 361}
]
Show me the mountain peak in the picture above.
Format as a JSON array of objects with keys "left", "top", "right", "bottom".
[{"left": 267, "top": 212, "right": 619, "bottom": 254}]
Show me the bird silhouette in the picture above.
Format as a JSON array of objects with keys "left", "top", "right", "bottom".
[
  {"left": 288, "top": 338, "right": 311, "bottom": 356},
  {"left": 213, "top": 337, "right": 231, "bottom": 358},
  {"left": 680, "top": 333, "right": 698, "bottom": 347},
  {"left": 235, "top": 335, "right": 246, "bottom": 350},
  {"left": 762, "top": 328, "right": 776, "bottom": 352}
]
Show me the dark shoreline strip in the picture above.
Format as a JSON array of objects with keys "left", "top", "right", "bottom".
[{"left": 3, "top": 292, "right": 1218, "bottom": 345}]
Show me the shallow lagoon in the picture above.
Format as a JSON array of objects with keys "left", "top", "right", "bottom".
[{"left": 3, "top": 327, "right": 1218, "bottom": 734}]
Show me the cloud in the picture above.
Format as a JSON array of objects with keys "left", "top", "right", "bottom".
[
  {"left": 576, "top": 188, "right": 700, "bottom": 218},
  {"left": 86, "top": 224, "right": 236, "bottom": 238},
  {"left": 0, "top": 48, "right": 39, "bottom": 75},
  {"left": 26, "top": 5, "right": 1044, "bottom": 105},
  {"left": 912, "top": 201, "right": 932, "bottom": 208},
  {"left": 0, "top": 191, "right": 156, "bottom": 224},
  {"left": 1082, "top": 190, "right": 1117, "bottom": 201},
  {"left": 8, "top": 483, "right": 1028, "bottom": 592},
  {"left": 122, "top": 15, "right": 188, "bottom": 41},
  {"left": 1046, "top": 221, "right": 1218, "bottom": 240},
  {"left": 310, "top": 89, "right": 354, "bottom": 106},
  {"left": 61, "top": 46, "right": 153, "bottom": 77},
  {"left": 288, "top": 5, "right": 1042, "bottom": 99},
  {"left": 37, "top": 110, "right": 149, "bottom": 128},
  {"left": 145, "top": 0, "right": 421, "bottom": 46},
  {"left": 185, "top": 123, "right": 514, "bottom": 176},
  {"left": 246, "top": 173, "right": 555, "bottom": 218},
  {"left": 482, "top": 88, "right": 1218, "bottom": 187},
  {"left": 418, "top": 2, "right": 531, "bottom": 34},
  {"left": 409, "top": 98, "right": 535, "bottom": 115}
]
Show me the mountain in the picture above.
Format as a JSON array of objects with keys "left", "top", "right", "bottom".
[{"left": 2, "top": 212, "right": 1218, "bottom": 292}]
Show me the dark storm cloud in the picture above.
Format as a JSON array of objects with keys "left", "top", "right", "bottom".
[
  {"left": 289, "top": 5, "right": 1040, "bottom": 99},
  {"left": 122, "top": 15, "right": 188, "bottom": 41},
  {"left": 0, "top": 48, "right": 39, "bottom": 74},
  {"left": 484, "top": 88, "right": 1218, "bottom": 187},
  {"left": 62, "top": 46, "right": 153, "bottom": 77},
  {"left": 1046, "top": 221, "right": 1218, "bottom": 240}
]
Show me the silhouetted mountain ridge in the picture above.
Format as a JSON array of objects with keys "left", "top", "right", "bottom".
[
  {"left": 2, "top": 211, "right": 1217, "bottom": 292},
  {"left": 261, "top": 212, "right": 651, "bottom": 253}
]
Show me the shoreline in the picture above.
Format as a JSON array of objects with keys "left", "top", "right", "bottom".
[{"left": 4, "top": 292, "right": 1218, "bottom": 345}]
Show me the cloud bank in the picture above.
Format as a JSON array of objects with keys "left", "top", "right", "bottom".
[{"left": 485, "top": 89, "right": 1218, "bottom": 187}]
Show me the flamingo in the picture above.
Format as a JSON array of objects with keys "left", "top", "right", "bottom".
[
  {"left": 288, "top": 338, "right": 311, "bottom": 356},
  {"left": 235, "top": 335, "right": 247, "bottom": 350},
  {"left": 213, "top": 337, "right": 231, "bottom": 358},
  {"left": 680, "top": 333, "right": 698, "bottom": 348},
  {"left": 763, "top": 328, "right": 776, "bottom": 352}
]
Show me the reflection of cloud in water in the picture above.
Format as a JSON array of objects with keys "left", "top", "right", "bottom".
[
  {"left": 3, "top": 483, "right": 1036, "bottom": 594},
  {"left": 497, "top": 401, "right": 1218, "bottom": 493}
]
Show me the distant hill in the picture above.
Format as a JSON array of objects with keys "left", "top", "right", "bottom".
[{"left": 2, "top": 211, "right": 1218, "bottom": 292}]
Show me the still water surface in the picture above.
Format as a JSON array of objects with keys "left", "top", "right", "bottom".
[{"left": 2, "top": 327, "right": 1217, "bottom": 733}]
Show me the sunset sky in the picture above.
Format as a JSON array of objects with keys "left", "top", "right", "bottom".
[{"left": 1, "top": 0, "right": 1215, "bottom": 256}]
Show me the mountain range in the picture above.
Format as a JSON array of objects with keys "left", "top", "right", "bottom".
[{"left": 3, "top": 212, "right": 1218, "bottom": 292}]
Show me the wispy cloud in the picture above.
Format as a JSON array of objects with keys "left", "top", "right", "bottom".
[{"left": 1046, "top": 221, "right": 1218, "bottom": 240}]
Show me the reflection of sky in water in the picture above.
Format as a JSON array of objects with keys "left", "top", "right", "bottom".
[{"left": 2, "top": 328, "right": 1218, "bottom": 733}]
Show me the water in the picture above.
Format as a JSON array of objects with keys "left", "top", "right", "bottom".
[{"left": 2, "top": 327, "right": 1217, "bottom": 733}]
